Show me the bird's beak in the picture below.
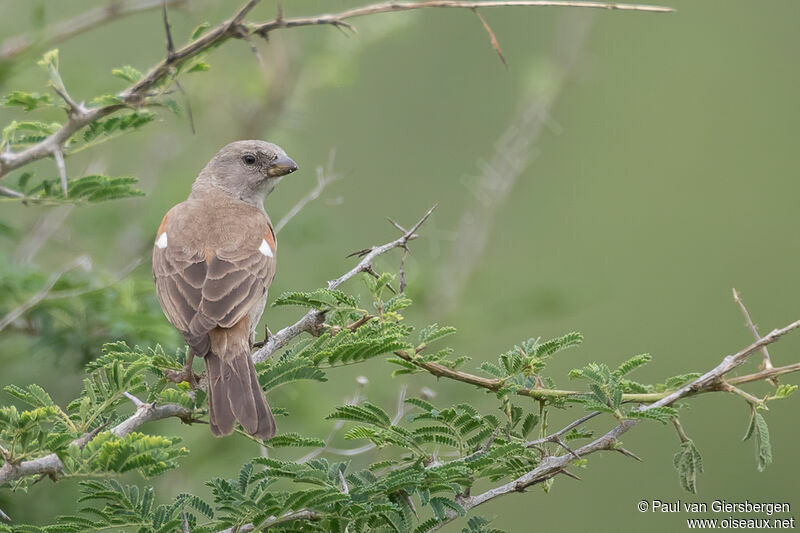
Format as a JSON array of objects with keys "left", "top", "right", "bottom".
[{"left": 267, "top": 156, "right": 298, "bottom": 177}]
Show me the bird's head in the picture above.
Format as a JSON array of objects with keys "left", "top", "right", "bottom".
[{"left": 195, "top": 140, "right": 298, "bottom": 205}]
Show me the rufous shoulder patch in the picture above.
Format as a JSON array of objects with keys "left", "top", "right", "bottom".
[
  {"left": 155, "top": 213, "right": 169, "bottom": 249},
  {"left": 264, "top": 226, "right": 276, "bottom": 252},
  {"left": 157, "top": 213, "right": 169, "bottom": 236}
]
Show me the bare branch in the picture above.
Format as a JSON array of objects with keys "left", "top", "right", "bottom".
[
  {"left": 525, "top": 411, "right": 600, "bottom": 447},
  {"left": 0, "top": 402, "right": 194, "bottom": 485},
  {"left": 733, "top": 288, "right": 777, "bottom": 384},
  {"left": 254, "top": 1, "right": 673, "bottom": 38},
  {"left": 0, "top": 185, "right": 24, "bottom": 198},
  {"left": 251, "top": 205, "right": 436, "bottom": 363},
  {"left": 0, "top": 0, "right": 670, "bottom": 182},
  {"left": 0, "top": 0, "right": 189, "bottom": 61}
]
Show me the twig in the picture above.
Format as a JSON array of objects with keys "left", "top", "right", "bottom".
[
  {"left": 525, "top": 411, "right": 600, "bottom": 447},
  {"left": 0, "top": 0, "right": 189, "bottom": 61},
  {"left": 0, "top": 255, "right": 91, "bottom": 333},
  {"left": 251, "top": 205, "right": 436, "bottom": 363},
  {"left": 393, "top": 316, "right": 800, "bottom": 405},
  {"left": 254, "top": 0, "right": 674, "bottom": 39},
  {"left": 274, "top": 150, "right": 341, "bottom": 234},
  {"left": 0, "top": 402, "right": 194, "bottom": 485},
  {"left": 0, "top": 0, "right": 671, "bottom": 182},
  {"left": 717, "top": 382, "right": 765, "bottom": 408},
  {"left": 672, "top": 417, "right": 690, "bottom": 443},
  {"left": 159, "top": 0, "right": 196, "bottom": 134},
  {"left": 430, "top": 317, "right": 800, "bottom": 531},
  {"left": 733, "top": 288, "right": 777, "bottom": 385},
  {"left": 0, "top": 185, "right": 24, "bottom": 198}
]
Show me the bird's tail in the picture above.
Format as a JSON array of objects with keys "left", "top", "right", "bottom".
[{"left": 205, "top": 320, "right": 276, "bottom": 440}]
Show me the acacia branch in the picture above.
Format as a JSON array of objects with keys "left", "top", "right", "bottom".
[
  {"left": 251, "top": 204, "right": 436, "bottom": 363},
  {"left": 428, "top": 316, "right": 800, "bottom": 530},
  {"left": 0, "top": 0, "right": 671, "bottom": 182},
  {"left": 253, "top": 0, "right": 673, "bottom": 38},
  {"left": 0, "top": 398, "right": 194, "bottom": 486},
  {"left": 393, "top": 317, "right": 800, "bottom": 405}
]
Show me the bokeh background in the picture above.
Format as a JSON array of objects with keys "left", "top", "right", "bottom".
[{"left": 1, "top": 0, "right": 799, "bottom": 530}]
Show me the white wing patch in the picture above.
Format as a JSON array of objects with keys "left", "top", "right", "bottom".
[
  {"left": 155, "top": 232, "right": 168, "bottom": 249},
  {"left": 259, "top": 238, "right": 274, "bottom": 257}
]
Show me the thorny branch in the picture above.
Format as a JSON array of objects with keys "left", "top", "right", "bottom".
[
  {"left": 251, "top": 204, "right": 437, "bottom": 363},
  {"left": 0, "top": 0, "right": 672, "bottom": 186},
  {"left": 733, "top": 288, "right": 777, "bottom": 384},
  {"left": 0, "top": 393, "right": 194, "bottom": 485},
  {"left": 2, "top": 203, "right": 799, "bottom": 533},
  {"left": 0, "top": 0, "right": 190, "bottom": 61},
  {"left": 426, "top": 317, "right": 800, "bottom": 530}
]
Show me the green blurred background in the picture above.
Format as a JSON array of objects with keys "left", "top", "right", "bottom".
[{"left": 1, "top": 0, "right": 799, "bottom": 530}]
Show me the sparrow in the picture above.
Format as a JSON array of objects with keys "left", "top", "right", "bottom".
[{"left": 152, "top": 140, "right": 298, "bottom": 440}]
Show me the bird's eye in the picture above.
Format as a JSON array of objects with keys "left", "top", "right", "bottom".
[{"left": 242, "top": 154, "right": 257, "bottom": 165}]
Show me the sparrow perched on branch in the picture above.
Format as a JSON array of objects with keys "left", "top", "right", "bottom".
[{"left": 152, "top": 140, "right": 298, "bottom": 440}]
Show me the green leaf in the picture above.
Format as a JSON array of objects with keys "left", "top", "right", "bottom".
[
  {"left": 23, "top": 174, "right": 144, "bottom": 203},
  {"left": 191, "top": 22, "right": 211, "bottom": 39},
  {"left": 112, "top": 65, "right": 143, "bottom": 83},
  {"left": 673, "top": 439, "right": 703, "bottom": 493},
  {"left": 419, "top": 324, "right": 457, "bottom": 345},
  {"left": 266, "top": 433, "right": 325, "bottom": 448},
  {"left": 743, "top": 408, "right": 773, "bottom": 471},
  {"left": 627, "top": 406, "right": 677, "bottom": 424},
  {"left": 2, "top": 91, "right": 53, "bottom": 111},
  {"left": 186, "top": 60, "right": 211, "bottom": 73},
  {"left": 272, "top": 288, "right": 358, "bottom": 310},
  {"left": 613, "top": 354, "right": 652, "bottom": 378}
]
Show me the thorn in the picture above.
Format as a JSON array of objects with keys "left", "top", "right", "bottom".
[
  {"left": 404, "top": 203, "right": 438, "bottom": 243},
  {"left": 559, "top": 468, "right": 581, "bottom": 481},
  {"left": 346, "top": 247, "right": 372, "bottom": 259},
  {"left": 338, "top": 468, "right": 349, "bottom": 494},
  {"left": 123, "top": 391, "right": 146, "bottom": 408},
  {"left": 232, "top": 0, "right": 261, "bottom": 25},
  {"left": 162, "top": 0, "right": 176, "bottom": 59},
  {"left": 0, "top": 505, "right": 10, "bottom": 522},
  {"left": 552, "top": 436, "right": 581, "bottom": 460},
  {"left": 387, "top": 217, "right": 408, "bottom": 234},
  {"left": 472, "top": 8, "right": 508, "bottom": 68},
  {"left": 616, "top": 447, "right": 643, "bottom": 462}
]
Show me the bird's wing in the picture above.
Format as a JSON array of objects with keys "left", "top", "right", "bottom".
[{"left": 152, "top": 209, "right": 277, "bottom": 353}]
